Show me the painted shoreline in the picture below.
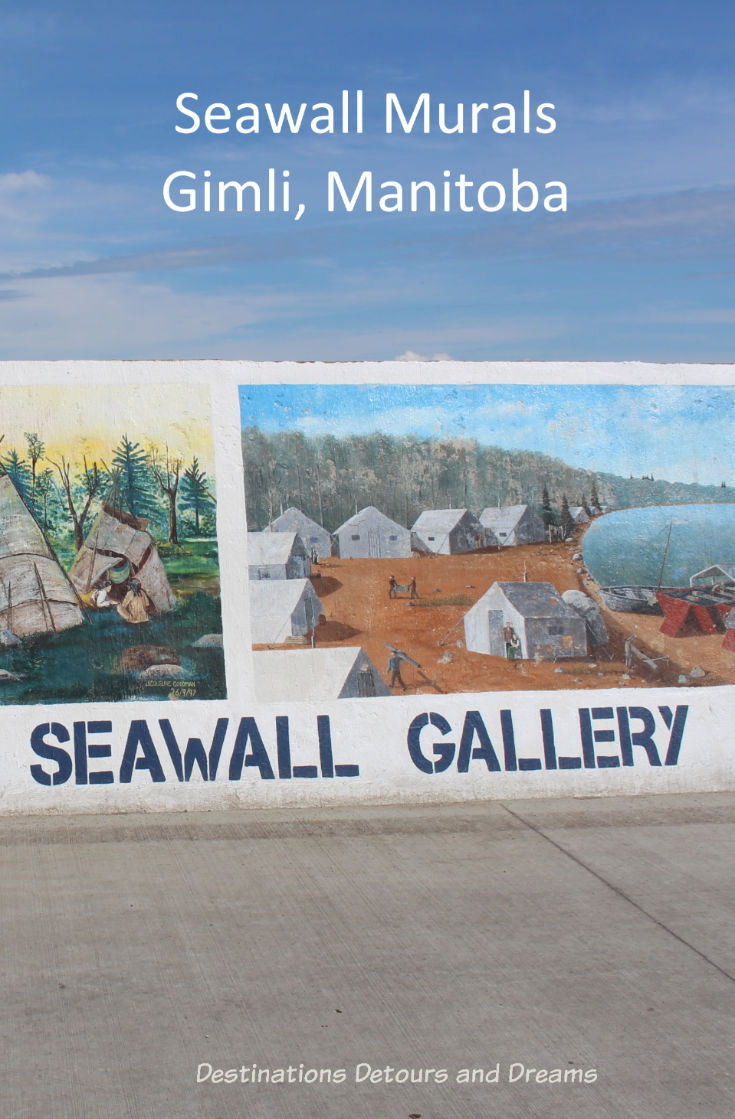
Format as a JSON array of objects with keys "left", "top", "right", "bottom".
[
  {"left": 576, "top": 519, "right": 733, "bottom": 688},
  {"left": 250, "top": 522, "right": 734, "bottom": 696}
]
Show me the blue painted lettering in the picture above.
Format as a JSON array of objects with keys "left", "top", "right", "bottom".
[
  {"left": 456, "top": 711, "right": 501, "bottom": 772},
  {"left": 617, "top": 706, "right": 661, "bottom": 767},
  {"left": 408, "top": 705, "right": 685, "bottom": 775},
  {"left": 119, "top": 720, "right": 167, "bottom": 783},
  {"left": 579, "top": 707, "right": 620, "bottom": 769},
  {"left": 159, "top": 718, "right": 228, "bottom": 781},
  {"left": 30, "top": 723, "right": 73, "bottom": 786},
  {"left": 407, "top": 712, "right": 455, "bottom": 773},
  {"left": 228, "top": 717, "right": 276, "bottom": 780},
  {"left": 659, "top": 706, "right": 689, "bottom": 766},
  {"left": 74, "top": 720, "right": 114, "bottom": 785}
]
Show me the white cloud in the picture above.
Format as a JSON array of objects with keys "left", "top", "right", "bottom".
[
  {"left": 394, "top": 350, "right": 453, "bottom": 361},
  {"left": 0, "top": 274, "right": 262, "bottom": 357},
  {"left": 0, "top": 169, "right": 154, "bottom": 274},
  {"left": 0, "top": 171, "right": 53, "bottom": 223},
  {"left": 0, "top": 170, "right": 50, "bottom": 192}
]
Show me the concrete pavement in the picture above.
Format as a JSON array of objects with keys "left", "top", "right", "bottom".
[{"left": 2, "top": 792, "right": 734, "bottom": 1118}]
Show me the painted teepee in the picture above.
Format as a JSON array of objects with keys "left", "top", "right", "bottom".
[{"left": 0, "top": 474, "right": 85, "bottom": 638}]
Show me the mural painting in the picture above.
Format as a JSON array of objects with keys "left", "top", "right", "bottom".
[
  {"left": 0, "top": 385, "right": 224, "bottom": 703},
  {"left": 241, "top": 382, "right": 735, "bottom": 698}
]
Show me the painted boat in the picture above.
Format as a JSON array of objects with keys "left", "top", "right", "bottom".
[
  {"left": 656, "top": 585, "right": 735, "bottom": 637},
  {"left": 600, "top": 522, "right": 707, "bottom": 615},
  {"left": 599, "top": 585, "right": 666, "bottom": 614}
]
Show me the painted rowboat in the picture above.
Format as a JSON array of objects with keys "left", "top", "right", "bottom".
[
  {"left": 599, "top": 585, "right": 667, "bottom": 614},
  {"left": 656, "top": 586, "right": 735, "bottom": 637}
]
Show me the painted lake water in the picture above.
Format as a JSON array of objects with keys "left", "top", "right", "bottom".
[{"left": 582, "top": 504, "right": 735, "bottom": 587}]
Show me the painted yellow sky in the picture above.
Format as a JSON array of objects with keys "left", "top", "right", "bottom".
[{"left": 0, "top": 384, "right": 214, "bottom": 475}]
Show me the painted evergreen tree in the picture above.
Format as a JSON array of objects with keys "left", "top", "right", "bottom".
[
  {"left": 560, "top": 494, "right": 575, "bottom": 539},
  {"left": 1, "top": 449, "right": 33, "bottom": 505},
  {"left": 590, "top": 479, "right": 601, "bottom": 511},
  {"left": 540, "top": 485, "right": 555, "bottom": 528},
  {"left": 24, "top": 432, "right": 45, "bottom": 506},
  {"left": 180, "top": 457, "right": 215, "bottom": 535},
  {"left": 35, "top": 467, "right": 62, "bottom": 533},
  {"left": 111, "top": 435, "right": 155, "bottom": 519}
]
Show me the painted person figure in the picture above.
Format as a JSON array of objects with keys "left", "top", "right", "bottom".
[
  {"left": 387, "top": 652, "right": 406, "bottom": 690},
  {"left": 91, "top": 579, "right": 114, "bottom": 609},
  {"left": 409, "top": 576, "right": 418, "bottom": 599},
  {"left": 388, "top": 574, "right": 397, "bottom": 599},
  {"left": 117, "top": 578, "right": 153, "bottom": 625},
  {"left": 624, "top": 635, "right": 634, "bottom": 670},
  {"left": 503, "top": 624, "right": 520, "bottom": 660}
]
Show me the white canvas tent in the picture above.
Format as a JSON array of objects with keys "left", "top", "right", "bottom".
[
  {"left": 0, "top": 475, "right": 85, "bottom": 638},
  {"left": 479, "top": 504, "right": 545, "bottom": 547},
  {"left": 249, "top": 578, "right": 323, "bottom": 644},
  {"left": 266, "top": 507, "right": 332, "bottom": 560},
  {"left": 411, "top": 508, "right": 486, "bottom": 554},
  {"left": 334, "top": 506, "right": 411, "bottom": 559},
  {"left": 70, "top": 504, "right": 176, "bottom": 614},
  {"left": 253, "top": 646, "right": 390, "bottom": 701},
  {"left": 248, "top": 531, "right": 311, "bottom": 579}
]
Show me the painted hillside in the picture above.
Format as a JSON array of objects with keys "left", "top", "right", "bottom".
[{"left": 243, "top": 426, "right": 731, "bottom": 531}]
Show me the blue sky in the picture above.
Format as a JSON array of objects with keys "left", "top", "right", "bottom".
[
  {"left": 239, "top": 383, "right": 735, "bottom": 487},
  {"left": 1, "top": 1, "right": 734, "bottom": 359}
]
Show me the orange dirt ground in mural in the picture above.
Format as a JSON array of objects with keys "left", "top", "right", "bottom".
[{"left": 293, "top": 539, "right": 735, "bottom": 695}]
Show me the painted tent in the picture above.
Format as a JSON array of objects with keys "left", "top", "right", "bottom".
[
  {"left": 253, "top": 646, "right": 390, "bottom": 701},
  {"left": 70, "top": 504, "right": 177, "bottom": 613},
  {"left": 248, "top": 531, "right": 311, "bottom": 580},
  {"left": 266, "top": 507, "right": 332, "bottom": 561},
  {"left": 411, "top": 508, "right": 487, "bottom": 555},
  {"left": 0, "top": 474, "right": 84, "bottom": 637},
  {"left": 479, "top": 504, "right": 545, "bottom": 547},
  {"left": 249, "top": 577, "right": 323, "bottom": 644},
  {"left": 464, "top": 580, "right": 587, "bottom": 660},
  {"left": 568, "top": 506, "right": 591, "bottom": 525},
  {"left": 334, "top": 506, "right": 411, "bottom": 559}
]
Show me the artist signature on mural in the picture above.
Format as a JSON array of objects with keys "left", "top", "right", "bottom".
[{"left": 142, "top": 679, "right": 198, "bottom": 699}]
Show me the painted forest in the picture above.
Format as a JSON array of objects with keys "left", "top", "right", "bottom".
[
  {"left": 0, "top": 429, "right": 223, "bottom": 704},
  {"left": 243, "top": 426, "right": 731, "bottom": 531},
  {"left": 1, "top": 431, "right": 216, "bottom": 564}
]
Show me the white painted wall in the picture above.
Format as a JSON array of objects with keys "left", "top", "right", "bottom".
[
  {"left": 0, "top": 358, "right": 733, "bottom": 815},
  {"left": 4, "top": 684, "right": 734, "bottom": 816}
]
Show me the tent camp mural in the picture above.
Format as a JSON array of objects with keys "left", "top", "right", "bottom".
[
  {"left": 0, "top": 385, "right": 224, "bottom": 703},
  {"left": 241, "top": 382, "right": 735, "bottom": 699}
]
